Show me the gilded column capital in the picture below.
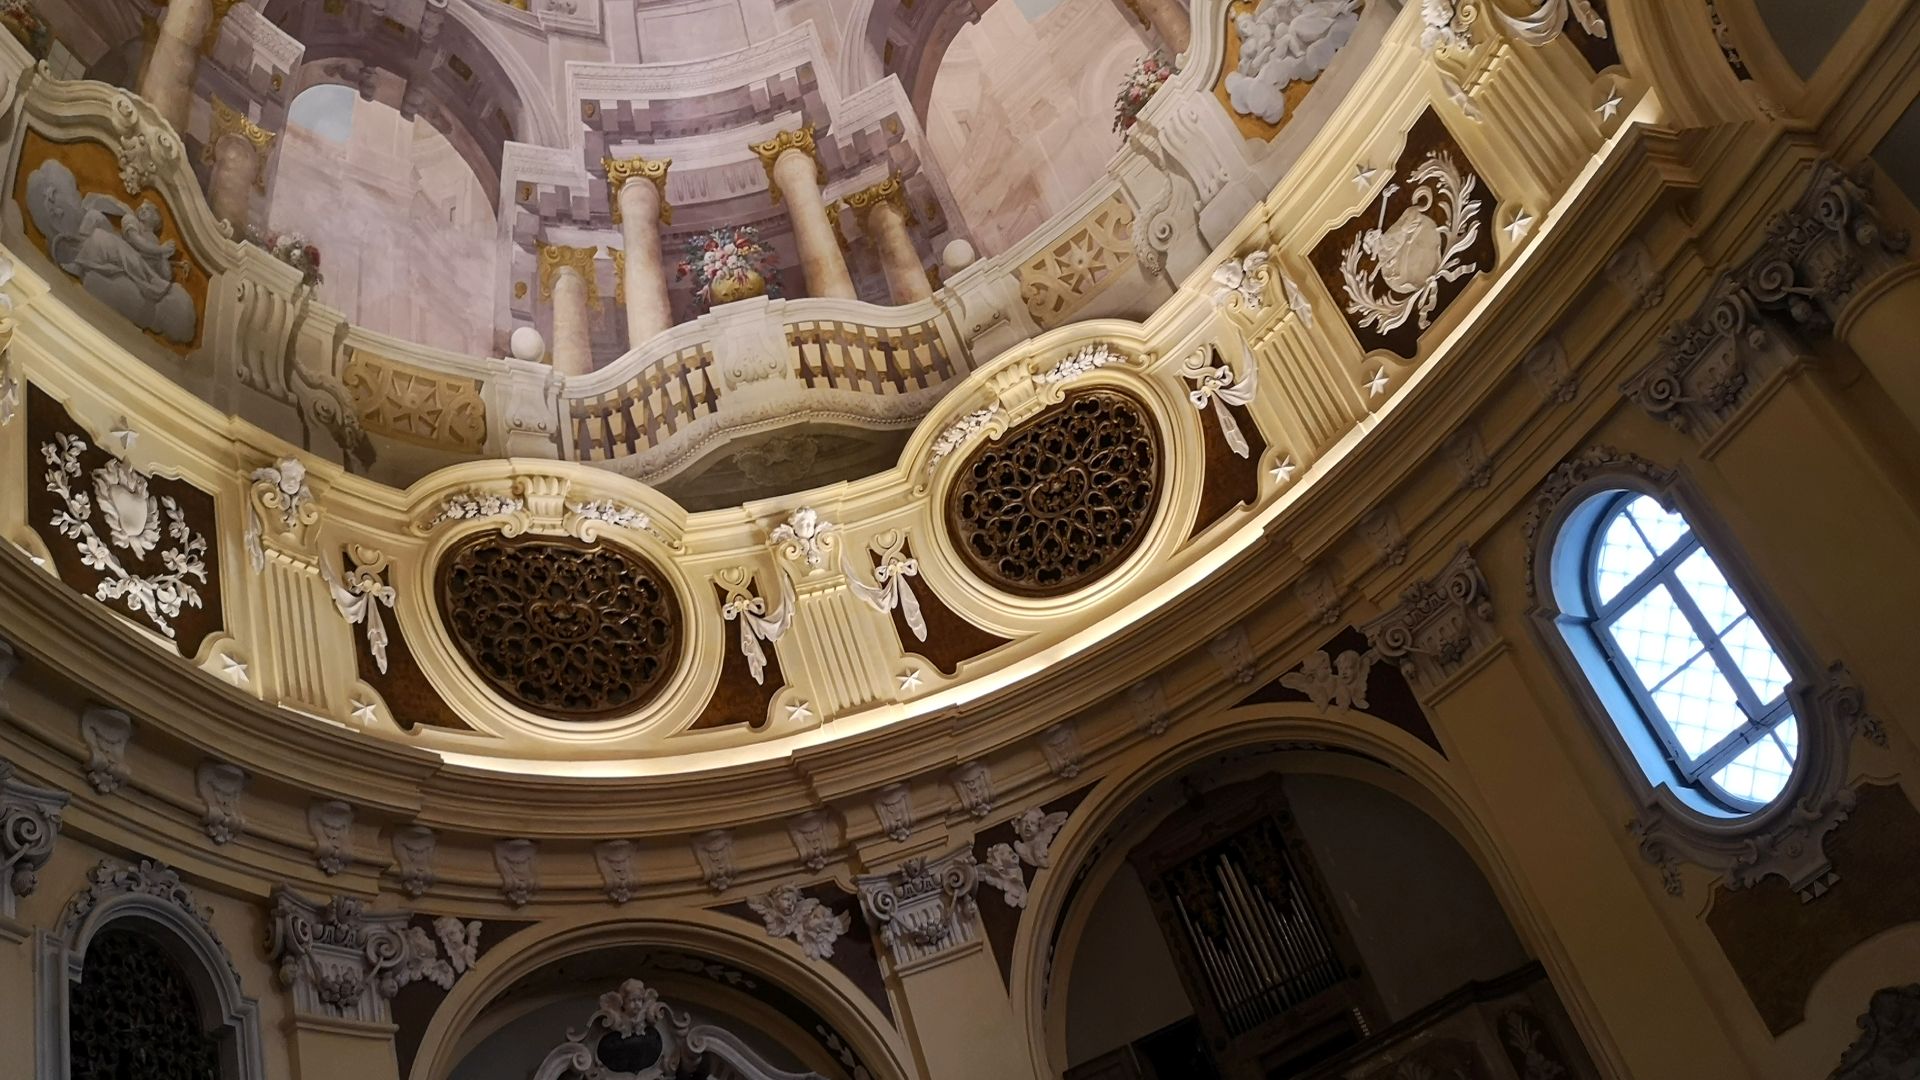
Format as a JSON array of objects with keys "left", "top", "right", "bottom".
[
  {"left": 205, "top": 97, "right": 276, "bottom": 161},
  {"left": 842, "top": 173, "right": 917, "bottom": 228},
  {"left": 603, "top": 155, "right": 672, "bottom": 225},
  {"left": 538, "top": 242, "right": 602, "bottom": 311},
  {"left": 824, "top": 202, "right": 849, "bottom": 251},
  {"left": 605, "top": 246, "right": 626, "bottom": 306},
  {"left": 203, "top": 0, "right": 245, "bottom": 53},
  {"left": 749, "top": 124, "right": 826, "bottom": 204}
]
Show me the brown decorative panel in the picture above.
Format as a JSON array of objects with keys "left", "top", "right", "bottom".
[
  {"left": 25, "top": 385, "right": 224, "bottom": 654},
  {"left": 1311, "top": 109, "right": 1498, "bottom": 360},
  {"left": 687, "top": 578, "right": 784, "bottom": 732},
  {"left": 1706, "top": 784, "right": 1920, "bottom": 1034},
  {"left": 880, "top": 539, "right": 1010, "bottom": 676},
  {"left": 436, "top": 533, "right": 683, "bottom": 720},
  {"left": 353, "top": 561, "right": 471, "bottom": 732},
  {"left": 947, "top": 388, "right": 1162, "bottom": 597},
  {"left": 1189, "top": 376, "right": 1268, "bottom": 540},
  {"left": 1568, "top": 0, "right": 1622, "bottom": 74}
]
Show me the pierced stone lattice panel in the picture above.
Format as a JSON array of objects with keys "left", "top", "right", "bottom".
[
  {"left": 435, "top": 533, "right": 683, "bottom": 720},
  {"left": 946, "top": 388, "right": 1162, "bottom": 597}
]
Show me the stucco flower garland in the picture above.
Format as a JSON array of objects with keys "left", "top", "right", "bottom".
[{"left": 43, "top": 432, "right": 207, "bottom": 637}]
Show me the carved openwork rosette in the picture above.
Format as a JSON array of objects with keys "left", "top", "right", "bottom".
[
  {"left": 435, "top": 533, "right": 683, "bottom": 720},
  {"left": 945, "top": 388, "right": 1162, "bottom": 597}
]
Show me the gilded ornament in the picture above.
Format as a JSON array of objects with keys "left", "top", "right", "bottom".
[
  {"left": 204, "top": 97, "right": 277, "bottom": 189},
  {"left": 842, "top": 173, "right": 915, "bottom": 227},
  {"left": 537, "top": 242, "right": 602, "bottom": 312},
  {"left": 748, "top": 124, "right": 825, "bottom": 203},
  {"left": 602, "top": 155, "right": 672, "bottom": 224}
]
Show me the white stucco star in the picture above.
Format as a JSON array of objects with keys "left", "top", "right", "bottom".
[
  {"left": 108, "top": 416, "right": 138, "bottom": 451},
  {"left": 1504, "top": 212, "right": 1535, "bottom": 243},
  {"left": 1596, "top": 90, "right": 1624, "bottom": 122},
  {"left": 350, "top": 697, "right": 379, "bottom": 725},
  {"left": 786, "top": 700, "right": 814, "bottom": 724},
  {"left": 1270, "top": 456, "right": 1297, "bottom": 485},
  {"left": 1351, "top": 163, "right": 1380, "bottom": 191},
  {"left": 897, "top": 669, "right": 923, "bottom": 694},
  {"left": 1365, "top": 368, "right": 1392, "bottom": 398},
  {"left": 218, "top": 655, "right": 249, "bottom": 687}
]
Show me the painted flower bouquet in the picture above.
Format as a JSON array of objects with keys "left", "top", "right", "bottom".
[
  {"left": 1112, "top": 53, "right": 1173, "bottom": 134},
  {"left": 677, "top": 225, "right": 781, "bottom": 308},
  {"left": 0, "top": 0, "right": 49, "bottom": 58},
  {"left": 247, "top": 226, "right": 323, "bottom": 287}
]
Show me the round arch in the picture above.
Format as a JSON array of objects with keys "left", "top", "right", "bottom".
[
  {"left": 1604, "top": 0, "right": 1777, "bottom": 128},
  {"left": 407, "top": 908, "right": 913, "bottom": 1080},
  {"left": 1008, "top": 702, "right": 1622, "bottom": 1078}
]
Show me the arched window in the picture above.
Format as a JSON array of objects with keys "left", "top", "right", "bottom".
[
  {"left": 71, "top": 927, "right": 222, "bottom": 1080},
  {"left": 1556, "top": 490, "right": 1800, "bottom": 812}
]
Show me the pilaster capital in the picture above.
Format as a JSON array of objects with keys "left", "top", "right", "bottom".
[
  {"left": 1360, "top": 547, "right": 1497, "bottom": 699},
  {"left": 749, "top": 124, "right": 825, "bottom": 203},
  {"left": 603, "top": 155, "right": 672, "bottom": 225},
  {"left": 854, "top": 847, "right": 981, "bottom": 972},
  {"left": 842, "top": 173, "right": 916, "bottom": 228},
  {"left": 265, "top": 887, "right": 482, "bottom": 1024},
  {"left": 0, "top": 759, "right": 68, "bottom": 920},
  {"left": 537, "top": 242, "right": 602, "bottom": 311},
  {"left": 204, "top": 96, "right": 276, "bottom": 170}
]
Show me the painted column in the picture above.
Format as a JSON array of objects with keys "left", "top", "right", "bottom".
[
  {"left": 1123, "top": 0, "right": 1189, "bottom": 55},
  {"left": 604, "top": 155, "right": 675, "bottom": 350},
  {"left": 539, "top": 244, "right": 600, "bottom": 377},
  {"left": 845, "top": 175, "right": 931, "bottom": 305},
  {"left": 204, "top": 98, "right": 274, "bottom": 233},
  {"left": 751, "top": 126, "right": 855, "bottom": 300},
  {"left": 140, "top": 0, "right": 232, "bottom": 133}
]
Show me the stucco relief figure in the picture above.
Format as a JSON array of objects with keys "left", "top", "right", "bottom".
[
  {"left": 1225, "top": 0, "right": 1362, "bottom": 124},
  {"left": 26, "top": 160, "right": 197, "bottom": 344}
]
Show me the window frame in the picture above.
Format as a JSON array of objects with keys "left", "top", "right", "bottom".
[
  {"left": 1580, "top": 491, "right": 1798, "bottom": 810},
  {"left": 1526, "top": 463, "right": 1838, "bottom": 835}
]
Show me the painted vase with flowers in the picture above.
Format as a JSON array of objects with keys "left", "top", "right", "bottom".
[
  {"left": 247, "top": 226, "right": 324, "bottom": 288},
  {"left": 1112, "top": 52, "right": 1173, "bottom": 134},
  {"left": 678, "top": 225, "right": 781, "bottom": 309}
]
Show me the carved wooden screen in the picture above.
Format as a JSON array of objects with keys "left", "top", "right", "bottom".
[
  {"left": 70, "top": 927, "right": 222, "bottom": 1080},
  {"left": 1131, "top": 784, "right": 1376, "bottom": 1077}
]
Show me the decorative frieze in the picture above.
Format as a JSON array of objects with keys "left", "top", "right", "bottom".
[
  {"left": 1523, "top": 336, "right": 1578, "bottom": 405},
  {"left": 392, "top": 825, "right": 437, "bottom": 899},
  {"left": 1127, "top": 676, "right": 1170, "bottom": 736},
  {"left": 1, "top": 759, "right": 67, "bottom": 919},
  {"left": 195, "top": 761, "right": 246, "bottom": 845},
  {"left": 845, "top": 530, "right": 926, "bottom": 642},
  {"left": 787, "top": 811, "right": 834, "bottom": 872},
  {"left": 693, "top": 829, "right": 735, "bottom": 893},
  {"left": 748, "top": 884, "right": 850, "bottom": 960},
  {"left": 856, "top": 849, "right": 982, "bottom": 969},
  {"left": 494, "top": 838, "right": 538, "bottom": 908},
  {"left": 950, "top": 762, "right": 994, "bottom": 820},
  {"left": 874, "top": 784, "right": 913, "bottom": 842},
  {"left": 1039, "top": 723, "right": 1083, "bottom": 779},
  {"left": 1208, "top": 626, "right": 1257, "bottom": 685},
  {"left": 595, "top": 839, "right": 638, "bottom": 904},
  {"left": 1361, "top": 549, "right": 1496, "bottom": 695},
  {"left": 78, "top": 706, "right": 133, "bottom": 795},
  {"left": 307, "top": 800, "right": 353, "bottom": 876},
  {"left": 266, "top": 889, "right": 480, "bottom": 1023}
]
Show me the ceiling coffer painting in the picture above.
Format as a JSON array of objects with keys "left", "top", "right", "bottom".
[{"left": 1312, "top": 109, "right": 1499, "bottom": 361}]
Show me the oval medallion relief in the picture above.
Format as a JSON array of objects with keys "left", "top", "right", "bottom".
[
  {"left": 436, "top": 533, "right": 683, "bottom": 720},
  {"left": 946, "top": 387, "right": 1163, "bottom": 596}
]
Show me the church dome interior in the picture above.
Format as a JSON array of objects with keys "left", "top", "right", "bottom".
[{"left": 2, "top": 0, "right": 1920, "bottom": 1078}]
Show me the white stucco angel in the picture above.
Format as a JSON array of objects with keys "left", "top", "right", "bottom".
[
  {"left": 1225, "top": 0, "right": 1362, "bottom": 124},
  {"left": 26, "top": 159, "right": 197, "bottom": 344}
]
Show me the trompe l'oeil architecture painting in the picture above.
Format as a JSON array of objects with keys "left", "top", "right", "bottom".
[{"left": 2, "top": 0, "right": 1920, "bottom": 1078}]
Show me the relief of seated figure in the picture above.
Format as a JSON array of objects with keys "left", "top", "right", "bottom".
[{"left": 25, "top": 158, "right": 198, "bottom": 345}]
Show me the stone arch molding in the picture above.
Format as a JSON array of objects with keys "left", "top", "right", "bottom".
[
  {"left": 33, "top": 859, "right": 267, "bottom": 1080},
  {"left": 408, "top": 912, "right": 912, "bottom": 1080},
  {"left": 1521, "top": 447, "right": 1891, "bottom": 901},
  {"left": 1007, "top": 703, "right": 1584, "bottom": 1078}
]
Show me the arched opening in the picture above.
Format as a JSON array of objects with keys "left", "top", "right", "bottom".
[
  {"left": 268, "top": 81, "right": 498, "bottom": 357},
  {"left": 70, "top": 924, "right": 227, "bottom": 1080},
  {"left": 1046, "top": 750, "right": 1599, "bottom": 1079},
  {"left": 923, "top": 0, "right": 1152, "bottom": 256},
  {"left": 440, "top": 944, "right": 877, "bottom": 1080}
]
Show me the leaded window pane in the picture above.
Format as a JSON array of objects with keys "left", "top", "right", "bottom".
[
  {"left": 1711, "top": 723, "right": 1796, "bottom": 805},
  {"left": 1720, "top": 615, "right": 1792, "bottom": 704},
  {"left": 1649, "top": 651, "right": 1752, "bottom": 760},
  {"left": 1609, "top": 583, "right": 1706, "bottom": 688}
]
